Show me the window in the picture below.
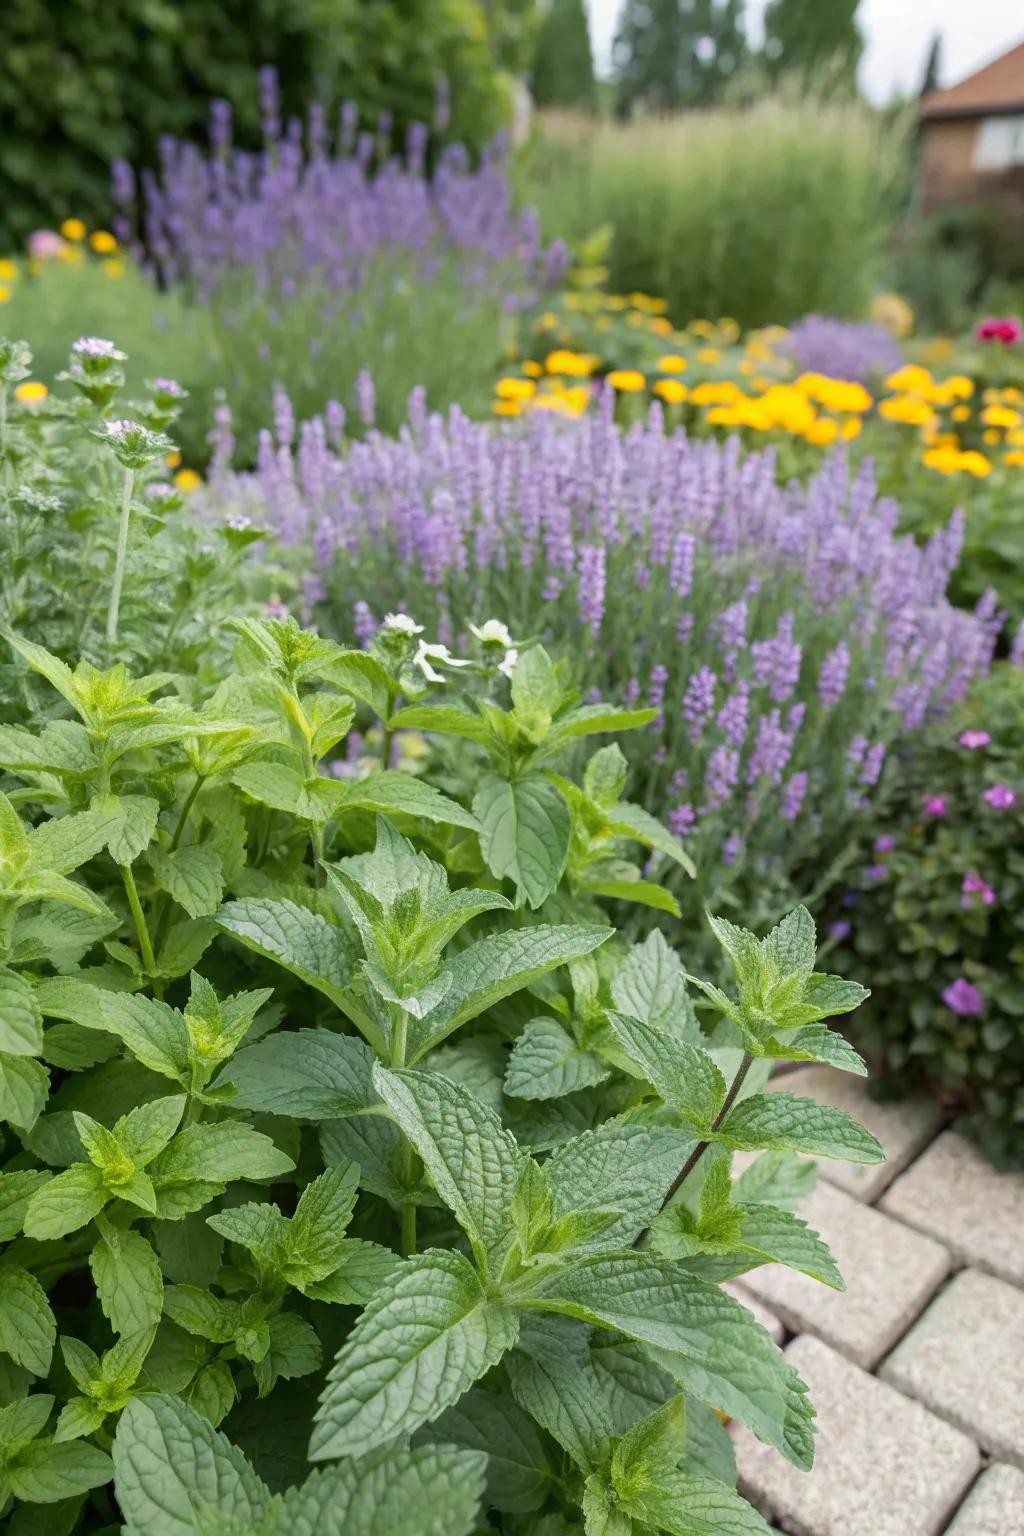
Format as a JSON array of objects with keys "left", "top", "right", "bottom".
[{"left": 973, "top": 114, "right": 1024, "bottom": 171}]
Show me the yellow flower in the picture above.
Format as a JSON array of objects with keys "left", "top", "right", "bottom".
[
  {"left": 0, "top": 259, "right": 18, "bottom": 281},
  {"left": 165, "top": 450, "right": 182, "bottom": 469},
  {"left": 952, "top": 405, "right": 972, "bottom": 423},
  {"left": 706, "top": 406, "right": 743, "bottom": 427},
  {"left": 174, "top": 468, "right": 202, "bottom": 493},
  {"left": 606, "top": 369, "right": 646, "bottom": 393},
  {"left": 961, "top": 451, "right": 992, "bottom": 477},
  {"left": 492, "top": 399, "right": 521, "bottom": 417},
  {"left": 560, "top": 385, "right": 591, "bottom": 416},
  {"left": 1007, "top": 428, "right": 1024, "bottom": 447},
  {"left": 982, "top": 405, "right": 1021, "bottom": 429},
  {"left": 841, "top": 417, "right": 863, "bottom": 440},
  {"left": 719, "top": 318, "right": 740, "bottom": 343},
  {"left": 870, "top": 292, "right": 915, "bottom": 337},
  {"left": 689, "top": 319, "right": 716, "bottom": 338},
  {"left": 0, "top": 285, "right": 10, "bottom": 304},
  {"left": 982, "top": 387, "right": 1000, "bottom": 403},
  {"left": 103, "top": 258, "right": 126, "bottom": 278},
  {"left": 89, "top": 230, "right": 118, "bottom": 254},
  {"left": 1005, "top": 450, "right": 1024, "bottom": 467},
  {"left": 607, "top": 295, "right": 628, "bottom": 311},
  {"left": 944, "top": 375, "right": 975, "bottom": 400},
  {"left": 647, "top": 297, "right": 669, "bottom": 315},
  {"left": 884, "top": 365, "right": 934, "bottom": 395},
  {"left": 14, "top": 381, "right": 47, "bottom": 405},
  {"left": 879, "top": 395, "right": 936, "bottom": 427},
  {"left": 522, "top": 360, "right": 543, "bottom": 378},
  {"left": 649, "top": 317, "right": 673, "bottom": 336},
  {"left": 653, "top": 379, "right": 688, "bottom": 405},
  {"left": 691, "top": 381, "right": 743, "bottom": 407},
  {"left": 657, "top": 355, "right": 688, "bottom": 373},
  {"left": 57, "top": 245, "right": 84, "bottom": 265},
  {"left": 60, "top": 218, "right": 87, "bottom": 241},
  {"left": 922, "top": 447, "right": 961, "bottom": 475},
  {"left": 1002, "top": 386, "right": 1023, "bottom": 404},
  {"left": 983, "top": 429, "right": 1000, "bottom": 446},
  {"left": 545, "top": 349, "right": 592, "bottom": 377},
  {"left": 496, "top": 376, "right": 536, "bottom": 401},
  {"left": 696, "top": 348, "right": 720, "bottom": 365},
  {"left": 804, "top": 417, "right": 840, "bottom": 446},
  {"left": 739, "top": 359, "right": 756, "bottom": 376}
]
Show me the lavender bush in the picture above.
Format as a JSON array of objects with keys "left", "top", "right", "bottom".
[
  {"left": 785, "top": 315, "right": 903, "bottom": 386},
  {"left": 206, "top": 390, "right": 999, "bottom": 953},
  {"left": 108, "top": 69, "right": 567, "bottom": 456}
]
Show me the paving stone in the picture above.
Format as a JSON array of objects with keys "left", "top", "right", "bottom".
[
  {"left": 880, "top": 1270, "right": 1024, "bottom": 1469},
  {"left": 736, "top": 1181, "right": 949, "bottom": 1369},
  {"left": 722, "top": 1281, "right": 785, "bottom": 1345},
  {"left": 945, "top": 1464, "right": 1024, "bottom": 1534},
  {"left": 880, "top": 1132, "right": 1024, "bottom": 1285},
  {"left": 735, "top": 1335, "right": 980, "bottom": 1536},
  {"left": 765, "top": 1065, "right": 943, "bottom": 1201}
]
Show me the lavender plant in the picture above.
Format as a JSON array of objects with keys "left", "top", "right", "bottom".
[
  {"left": 784, "top": 314, "right": 903, "bottom": 386},
  {"left": 210, "top": 390, "right": 999, "bottom": 951}
]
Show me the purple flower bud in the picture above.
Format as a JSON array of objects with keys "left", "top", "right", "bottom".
[{"left": 942, "top": 977, "right": 983, "bottom": 1016}]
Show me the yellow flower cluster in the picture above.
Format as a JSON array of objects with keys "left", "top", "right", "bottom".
[{"left": 878, "top": 367, "right": 1024, "bottom": 475}]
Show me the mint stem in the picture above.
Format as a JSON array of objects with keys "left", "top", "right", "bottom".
[{"left": 106, "top": 466, "right": 135, "bottom": 645}]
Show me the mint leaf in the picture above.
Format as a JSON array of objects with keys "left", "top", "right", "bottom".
[
  {"left": 90, "top": 1226, "right": 164, "bottom": 1336},
  {"left": 217, "top": 898, "right": 357, "bottom": 1009},
  {"left": 474, "top": 773, "right": 570, "bottom": 909},
  {"left": 605, "top": 800, "right": 696, "bottom": 877},
  {"left": 310, "top": 1249, "right": 519, "bottom": 1461},
  {"left": 90, "top": 794, "right": 160, "bottom": 865},
  {"left": 22, "top": 1163, "right": 107, "bottom": 1240},
  {"left": 113, "top": 1393, "right": 271, "bottom": 1535},
  {"left": 611, "top": 931, "right": 700, "bottom": 1038},
  {"left": 85, "top": 992, "right": 190, "bottom": 1083},
  {"left": 0, "top": 1169, "right": 50, "bottom": 1240},
  {"left": 0, "top": 1052, "right": 49, "bottom": 1130},
  {"left": 718, "top": 1092, "right": 885, "bottom": 1164},
  {"left": 605, "top": 1011, "right": 727, "bottom": 1131},
  {"left": 8, "top": 1438, "right": 113, "bottom": 1504},
  {"left": 505, "top": 1017, "right": 610, "bottom": 1100},
  {"left": 280, "top": 1443, "right": 488, "bottom": 1536},
  {"left": 544, "top": 1120, "right": 696, "bottom": 1254},
  {"left": 627, "top": 1471, "right": 772, "bottom": 1536},
  {"left": 217, "top": 1029, "right": 375, "bottom": 1119},
  {"left": 733, "top": 1150, "right": 818, "bottom": 1211},
  {"left": 0, "top": 1264, "right": 55, "bottom": 1376},
  {"left": 0, "top": 967, "right": 44, "bottom": 1056},
  {"left": 150, "top": 844, "right": 224, "bottom": 919},
  {"left": 338, "top": 770, "right": 479, "bottom": 831},
  {"left": 422, "top": 1388, "right": 554, "bottom": 1514}
]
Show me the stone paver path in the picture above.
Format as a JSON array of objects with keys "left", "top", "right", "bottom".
[{"left": 731, "top": 1071, "right": 1024, "bottom": 1535}]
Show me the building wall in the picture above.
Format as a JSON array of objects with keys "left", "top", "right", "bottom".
[{"left": 920, "top": 117, "right": 981, "bottom": 210}]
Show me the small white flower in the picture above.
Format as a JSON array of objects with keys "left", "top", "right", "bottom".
[
  {"left": 227, "top": 512, "right": 253, "bottom": 530},
  {"left": 413, "top": 641, "right": 472, "bottom": 683},
  {"left": 382, "top": 612, "right": 424, "bottom": 636},
  {"left": 470, "top": 618, "right": 513, "bottom": 647},
  {"left": 104, "top": 419, "right": 141, "bottom": 439},
  {"left": 73, "top": 336, "right": 125, "bottom": 360},
  {"left": 499, "top": 648, "right": 519, "bottom": 678}
]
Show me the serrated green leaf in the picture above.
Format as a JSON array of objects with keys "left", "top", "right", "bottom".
[
  {"left": 605, "top": 1011, "right": 726, "bottom": 1131},
  {"left": 216, "top": 1029, "right": 374, "bottom": 1120},
  {"left": 148, "top": 1121, "right": 295, "bottom": 1203},
  {"left": 0, "top": 1169, "right": 51, "bottom": 1240},
  {"left": 763, "top": 1025, "right": 867, "bottom": 1075},
  {"left": 22, "top": 1162, "right": 107, "bottom": 1240},
  {"left": 0, "top": 967, "right": 43, "bottom": 1056},
  {"left": 505, "top": 1016, "right": 610, "bottom": 1100},
  {"left": 338, "top": 770, "right": 478, "bottom": 831},
  {"left": 280, "top": 1442, "right": 488, "bottom": 1536},
  {"left": 86, "top": 991, "right": 190, "bottom": 1083},
  {"left": 216, "top": 899, "right": 357, "bottom": 1010},
  {"left": 150, "top": 844, "right": 224, "bottom": 919},
  {"left": 388, "top": 703, "right": 492, "bottom": 745},
  {"left": 718, "top": 1093, "right": 885, "bottom": 1164},
  {"left": 310, "top": 1249, "right": 519, "bottom": 1461},
  {"left": 8, "top": 1437, "right": 113, "bottom": 1504},
  {"left": 89, "top": 794, "right": 160, "bottom": 865},
  {"left": 474, "top": 773, "right": 570, "bottom": 909},
  {"left": 373, "top": 1065, "right": 525, "bottom": 1269},
  {"left": 0, "top": 1265, "right": 55, "bottom": 1376},
  {"left": 611, "top": 932, "right": 700, "bottom": 1039},
  {"left": 733, "top": 1150, "right": 818, "bottom": 1212},
  {"left": 90, "top": 1227, "right": 164, "bottom": 1336},
  {"left": 583, "top": 876, "right": 682, "bottom": 916},
  {"left": 505, "top": 1316, "right": 613, "bottom": 1474},
  {"left": 0, "top": 1050, "right": 49, "bottom": 1129},
  {"left": 606, "top": 800, "right": 696, "bottom": 877},
  {"left": 28, "top": 806, "right": 124, "bottom": 874},
  {"left": 627, "top": 1471, "right": 771, "bottom": 1536},
  {"left": 544, "top": 1120, "right": 697, "bottom": 1254},
  {"left": 113, "top": 1393, "right": 271, "bottom": 1535},
  {"left": 421, "top": 1388, "right": 553, "bottom": 1514}
]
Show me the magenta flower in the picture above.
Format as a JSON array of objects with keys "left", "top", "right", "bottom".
[
  {"left": 924, "top": 794, "right": 947, "bottom": 817},
  {"left": 975, "top": 316, "right": 1022, "bottom": 345},
  {"left": 942, "top": 977, "right": 984, "bottom": 1016},
  {"left": 959, "top": 730, "right": 991, "bottom": 750},
  {"left": 874, "top": 834, "right": 896, "bottom": 853},
  {"left": 983, "top": 784, "right": 1015, "bottom": 809},
  {"left": 961, "top": 871, "right": 996, "bottom": 907}
]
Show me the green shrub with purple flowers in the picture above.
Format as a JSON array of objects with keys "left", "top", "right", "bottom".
[{"left": 832, "top": 664, "right": 1024, "bottom": 1166}]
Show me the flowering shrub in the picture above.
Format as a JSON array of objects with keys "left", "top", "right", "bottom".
[
  {"left": 209, "top": 391, "right": 999, "bottom": 962},
  {"left": 832, "top": 664, "right": 1024, "bottom": 1166},
  {"left": 784, "top": 314, "right": 903, "bottom": 387},
  {"left": 0, "top": 369, "right": 886, "bottom": 1525}
]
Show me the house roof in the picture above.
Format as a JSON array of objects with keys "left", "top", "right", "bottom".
[{"left": 920, "top": 38, "right": 1024, "bottom": 121}]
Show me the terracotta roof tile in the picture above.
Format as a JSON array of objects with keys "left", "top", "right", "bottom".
[{"left": 920, "top": 38, "right": 1024, "bottom": 120}]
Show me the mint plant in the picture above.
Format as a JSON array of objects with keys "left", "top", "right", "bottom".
[{"left": 0, "top": 513, "right": 882, "bottom": 1529}]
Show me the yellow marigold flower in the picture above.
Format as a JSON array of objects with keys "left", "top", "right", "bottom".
[
  {"left": 653, "top": 379, "right": 688, "bottom": 404},
  {"left": 884, "top": 365, "right": 933, "bottom": 395},
  {"left": 1002, "top": 386, "right": 1023, "bottom": 403},
  {"left": 691, "top": 381, "right": 743, "bottom": 406},
  {"left": 952, "top": 405, "right": 972, "bottom": 423},
  {"left": 103, "top": 258, "right": 126, "bottom": 278},
  {"left": 174, "top": 468, "right": 202, "bottom": 494},
  {"left": 696, "top": 347, "right": 720, "bottom": 365},
  {"left": 14, "top": 381, "right": 47, "bottom": 405},
  {"left": 89, "top": 230, "right": 117, "bottom": 254},
  {"left": 879, "top": 395, "right": 935, "bottom": 427},
  {"left": 1007, "top": 428, "right": 1024, "bottom": 447},
  {"left": 545, "top": 349, "right": 592, "bottom": 377},
  {"left": 492, "top": 399, "right": 521, "bottom": 417},
  {"left": 932, "top": 433, "right": 961, "bottom": 449},
  {"left": 752, "top": 374, "right": 773, "bottom": 392},
  {"left": 0, "top": 285, "right": 10, "bottom": 304},
  {"left": 0, "top": 259, "right": 18, "bottom": 281},
  {"left": 647, "top": 297, "right": 669, "bottom": 315},
  {"left": 689, "top": 319, "right": 715, "bottom": 338},
  {"left": 560, "top": 385, "right": 591, "bottom": 416},
  {"left": 794, "top": 372, "right": 830, "bottom": 398},
  {"left": 983, "top": 428, "right": 1000, "bottom": 446},
  {"left": 719, "top": 318, "right": 740, "bottom": 343},
  {"left": 745, "top": 338, "right": 772, "bottom": 361},
  {"left": 60, "top": 218, "right": 87, "bottom": 241},
  {"left": 804, "top": 417, "right": 840, "bottom": 446},
  {"left": 522, "top": 360, "right": 543, "bottom": 378},
  {"left": 841, "top": 416, "right": 863, "bottom": 440},
  {"left": 982, "top": 405, "right": 1021, "bottom": 428},
  {"left": 961, "top": 451, "right": 992, "bottom": 477},
  {"left": 944, "top": 375, "right": 974, "bottom": 400},
  {"left": 607, "top": 295, "right": 628, "bottom": 311},
  {"left": 606, "top": 369, "right": 646, "bottom": 393},
  {"left": 982, "top": 387, "right": 1000, "bottom": 403},
  {"left": 870, "top": 292, "right": 915, "bottom": 337},
  {"left": 496, "top": 377, "right": 536, "bottom": 401},
  {"left": 628, "top": 292, "right": 652, "bottom": 310},
  {"left": 657, "top": 355, "right": 688, "bottom": 373},
  {"left": 165, "top": 450, "right": 182, "bottom": 469},
  {"left": 922, "top": 447, "right": 960, "bottom": 475},
  {"left": 706, "top": 406, "right": 743, "bottom": 427},
  {"left": 1005, "top": 450, "right": 1024, "bottom": 467},
  {"left": 648, "top": 317, "right": 672, "bottom": 336}
]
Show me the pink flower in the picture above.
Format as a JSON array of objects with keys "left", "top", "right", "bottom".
[
  {"left": 942, "top": 977, "right": 983, "bottom": 1016},
  {"left": 976, "top": 316, "right": 1022, "bottom": 345},
  {"left": 924, "top": 794, "right": 947, "bottom": 817},
  {"left": 961, "top": 871, "right": 996, "bottom": 907},
  {"left": 983, "top": 784, "right": 1015, "bottom": 809},
  {"left": 959, "top": 730, "right": 991, "bottom": 750},
  {"left": 28, "top": 229, "right": 65, "bottom": 259},
  {"left": 865, "top": 863, "right": 888, "bottom": 882},
  {"left": 874, "top": 834, "right": 896, "bottom": 853}
]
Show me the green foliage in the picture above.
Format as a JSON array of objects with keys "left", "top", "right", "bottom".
[
  {"left": 0, "top": 356, "right": 881, "bottom": 1529},
  {"left": 834, "top": 666, "right": 1024, "bottom": 1166},
  {"left": 762, "top": 0, "right": 863, "bottom": 87},
  {"left": 532, "top": 0, "right": 598, "bottom": 112},
  {"left": 520, "top": 99, "right": 900, "bottom": 326},
  {"left": 614, "top": 0, "right": 748, "bottom": 115},
  {"left": 0, "top": 0, "right": 532, "bottom": 247}
]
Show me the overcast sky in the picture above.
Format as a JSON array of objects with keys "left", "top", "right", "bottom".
[{"left": 585, "top": 0, "right": 1024, "bottom": 103}]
